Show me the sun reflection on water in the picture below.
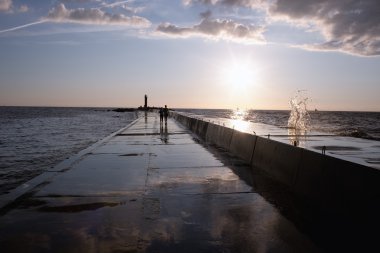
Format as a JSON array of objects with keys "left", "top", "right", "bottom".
[{"left": 230, "top": 109, "right": 250, "bottom": 132}]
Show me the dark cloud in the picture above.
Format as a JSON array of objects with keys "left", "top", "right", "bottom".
[
  {"left": 45, "top": 3, "right": 151, "bottom": 27},
  {"left": 200, "top": 10, "right": 212, "bottom": 19},
  {"left": 218, "top": 0, "right": 264, "bottom": 8},
  {"left": 185, "top": 0, "right": 380, "bottom": 56},
  {"left": 157, "top": 11, "right": 264, "bottom": 43},
  {"left": 270, "top": 0, "right": 380, "bottom": 56}
]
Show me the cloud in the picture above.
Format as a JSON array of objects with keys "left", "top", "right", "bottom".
[
  {"left": 101, "top": 1, "right": 130, "bottom": 8},
  {"left": 18, "top": 4, "right": 28, "bottom": 13},
  {"left": 61, "top": 0, "right": 98, "bottom": 2},
  {"left": 0, "top": 0, "right": 12, "bottom": 12},
  {"left": 0, "top": 20, "right": 46, "bottom": 34},
  {"left": 185, "top": 0, "right": 380, "bottom": 56},
  {"left": 189, "top": 0, "right": 380, "bottom": 56},
  {"left": 301, "top": 40, "right": 380, "bottom": 57},
  {"left": 268, "top": 0, "right": 380, "bottom": 56},
  {"left": 120, "top": 4, "right": 145, "bottom": 14},
  {"left": 157, "top": 13, "right": 265, "bottom": 43},
  {"left": 0, "top": 0, "right": 28, "bottom": 13},
  {"left": 183, "top": 0, "right": 265, "bottom": 8},
  {"left": 45, "top": 3, "right": 151, "bottom": 27}
]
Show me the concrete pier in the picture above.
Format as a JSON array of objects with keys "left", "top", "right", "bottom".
[{"left": 0, "top": 113, "right": 378, "bottom": 252}]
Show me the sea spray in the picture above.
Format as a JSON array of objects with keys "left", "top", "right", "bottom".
[
  {"left": 288, "top": 91, "right": 311, "bottom": 146},
  {"left": 288, "top": 90, "right": 311, "bottom": 132}
]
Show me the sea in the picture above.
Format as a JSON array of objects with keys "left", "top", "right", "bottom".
[
  {"left": 1, "top": 107, "right": 379, "bottom": 196},
  {"left": 0, "top": 107, "right": 137, "bottom": 195}
]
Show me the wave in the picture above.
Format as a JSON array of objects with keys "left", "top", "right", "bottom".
[{"left": 335, "top": 128, "right": 379, "bottom": 141}]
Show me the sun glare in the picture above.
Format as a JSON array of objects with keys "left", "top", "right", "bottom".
[
  {"left": 217, "top": 56, "right": 262, "bottom": 109},
  {"left": 222, "top": 61, "right": 257, "bottom": 92}
]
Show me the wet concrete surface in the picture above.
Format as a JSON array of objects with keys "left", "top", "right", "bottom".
[{"left": 0, "top": 113, "right": 378, "bottom": 252}]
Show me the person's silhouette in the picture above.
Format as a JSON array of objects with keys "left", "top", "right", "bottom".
[
  {"left": 163, "top": 105, "right": 169, "bottom": 125},
  {"left": 159, "top": 107, "right": 164, "bottom": 124}
]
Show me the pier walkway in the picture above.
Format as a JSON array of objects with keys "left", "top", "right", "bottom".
[{"left": 1, "top": 113, "right": 324, "bottom": 252}]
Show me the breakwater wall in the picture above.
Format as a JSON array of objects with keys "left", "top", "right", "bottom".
[{"left": 172, "top": 112, "right": 380, "bottom": 214}]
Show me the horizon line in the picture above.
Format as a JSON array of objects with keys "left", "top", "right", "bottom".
[{"left": 1, "top": 105, "right": 379, "bottom": 113}]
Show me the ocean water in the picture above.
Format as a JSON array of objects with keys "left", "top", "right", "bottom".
[
  {"left": 0, "top": 107, "right": 137, "bottom": 195},
  {"left": 178, "top": 109, "right": 380, "bottom": 141}
]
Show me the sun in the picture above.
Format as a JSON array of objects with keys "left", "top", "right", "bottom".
[
  {"left": 216, "top": 56, "right": 261, "bottom": 108},
  {"left": 221, "top": 61, "right": 257, "bottom": 92}
]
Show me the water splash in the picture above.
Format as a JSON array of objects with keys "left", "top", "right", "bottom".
[
  {"left": 288, "top": 91, "right": 311, "bottom": 132},
  {"left": 288, "top": 91, "right": 311, "bottom": 146}
]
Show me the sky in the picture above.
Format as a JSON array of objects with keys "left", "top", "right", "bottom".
[{"left": 0, "top": 0, "right": 379, "bottom": 111}]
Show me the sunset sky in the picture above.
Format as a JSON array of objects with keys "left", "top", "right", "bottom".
[{"left": 0, "top": 0, "right": 379, "bottom": 111}]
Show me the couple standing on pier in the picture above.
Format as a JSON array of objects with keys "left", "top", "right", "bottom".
[{"left": 159, "top": 105, "right": 169, "bottom": 124}]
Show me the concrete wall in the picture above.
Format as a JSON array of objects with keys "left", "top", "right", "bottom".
[
  {"left": 252, "top": 136, "right": 302, "bottom": 187},
  {"left": 172, "top": 112, "right": 380, "bottom": 213},
  {"left": 195, "top": 120, "right": 209, "bottom": 140},
  {"left": 230, "top": 131, "right": 257, "bottom": 162},
  {"left": 295, "top": 149, "right": 380, "bottom": 211}
]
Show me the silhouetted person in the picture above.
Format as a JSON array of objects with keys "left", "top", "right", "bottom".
[
  {"left": 159, "top": 107, "right": 164, "bottom": 123},
  {"left": 163, "top": 105, "right": 169, "bottom": 124}
]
